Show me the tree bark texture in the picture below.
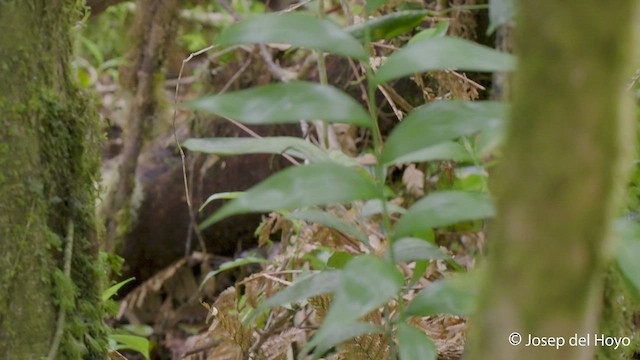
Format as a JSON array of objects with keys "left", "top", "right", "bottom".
[
  {"left": 100, "top": 0, "right": 180, "bottom": 253},
  {"left": 0, "top": 1, "right": 108, "bottom": 359},
  {"left": 467, "top": 1, "right": 638, "bottom": 359}
]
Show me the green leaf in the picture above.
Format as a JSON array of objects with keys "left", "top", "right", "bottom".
[
  {"left": 488, "top": 0, "right": 516, "bottom": 34},
  {"left": 405, "top": 273, "right": 478, "bottom": 316},
  {"left": 289, "top": 209, "right": 369, "bottom": 246},
  {"left": 216, "top": 12, "right": 368, "bottom": 60},
  {"left": 384, "top": 237, "right": 449, "bottom": 263},
  {"left": 121, "top": 324, "right": 154, "bottom": 337},
  {"left": 381, "top": 101, "right": 506, "bottom": 166},
  {"left": 109, "top": 334, "right": 150, "bottom": 360},
  {"left": 373, "top": 36, "right": 516, "bottom": 84},
  {"left": 186, "top": 82, "right": 373, "bottom": 128},
  {"left": 306, "top": 255, "right": 403, "bottom": 356},
  {"left": 201, "top": 162, "right": 380, "bottom": 228},
  {"left": 183, "top": 137, "right": 329, "bottom": 162},
  {"left": 476, "top": 121, "right": 507, "bottom": 157},
  {"left": 311, "top": 322, "right": 383, "bottom": 357},
  {"left": 327, "top": 251, "right": 353, "bottom": 269},
  {"left": 347, "top": 10, "right": 428, "bottom": 42},
  {"left": 322, "top": 255, "right": 403, "bottom": 327},
  {"left": 200, "top": 256, "right": 269, "bottom": 289},
  {"left": 101, "top": 277, "right": 134, "bottom": 301},
  {"left": 615, "top": 219, "right": 640, "bottom": 297},
  {"left": 252, "top": 271, "right": 340, "bottom": 321},
  {"left": 408, "top": 21, "right": 449, "bottom": 44},
  {"left": 366, "top": 0, "right": 387, "bottom": 13},
  {"left": 360, "top": 199, "right": 406, "bottom": 217},
  {"left": 397, "top": 323, "right": 437, "bottom": 360},
  {"left": 409, "top": 260, "right": 429, "bottom": 287},
  {"left": 199, "top": 191, "right": 243, "bottom": 212},
  {"left": 388, "top": 141, "right": 472, "bottom": 165},
  {"left": 395, "top": 191, "right": 494, "bottom": 239}
]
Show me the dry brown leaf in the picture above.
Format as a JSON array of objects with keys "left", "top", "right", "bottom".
[{"left": 260, "top": 328, "right": 305, "bottom": 360}]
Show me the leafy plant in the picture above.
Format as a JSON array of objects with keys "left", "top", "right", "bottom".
[
  {"left": 102, "top": 278, "right": 151, "bottom": 359},
  {"left": 181, "top": 5, "right": 511, "bottom": 360}
]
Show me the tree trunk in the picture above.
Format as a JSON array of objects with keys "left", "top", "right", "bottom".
[
  {"left": 0, "top": 1, "right": 108, "bottom": 359},
  {"left": 99, "top": 0, "right": 180, "bottom": 253},
  {"left": 467, "top": 1, "right": 638, "bottom": 359}
]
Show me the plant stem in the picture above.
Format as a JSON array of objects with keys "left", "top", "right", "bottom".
[
  {"left": 316, "top": 0, "right": 330, "bottom": 149},
  {"left": 361, "top": 6, "right": 401, "bottom": 359}
]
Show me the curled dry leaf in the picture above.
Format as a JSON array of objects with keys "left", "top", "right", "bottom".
[{"left": 402, "top": 164, "right": 425, "bottom": 197}]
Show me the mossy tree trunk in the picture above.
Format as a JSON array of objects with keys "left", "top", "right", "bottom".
[
  {"left": 0, "top": 1, "right": 108, "bottom": 359},
  {"left": 467, "top": 1, "right": 638, "bottom": 359},
  {"left": 99, "top": 0, "right": 180, "bottom": 253}
]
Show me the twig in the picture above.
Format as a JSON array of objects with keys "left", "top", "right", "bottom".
[
  {"left": 220, "top": 115, "right": 301, "bottom": 166},
  {"left": 381, "top": 84, "right": 414, "bottom": 113},
  {"left": 445, "top": 68, "right": 486, "bottom": 90},
  {"left": 378, "top": 85, "right": 404, "bottom": 121},
  {"left": 216, "top": 0, "right": 240, "bottom": 21},
  {"left": 173, "top": 47, "right": 214, "bottom": 256},
  {"left": 182, "top": 340, "right": 220, "bottom": 358},
  {"left": 283, "top": 0, "right": 313, "bottom": 12},
  {"left": 217, "top": 0, "right": 296, "bottom": 83},
  {"left": 258, "top": 44, "right": 296, "bottom": 82},
  {"left": 218, "top": 57, "right": 252, "bottom": 94}
]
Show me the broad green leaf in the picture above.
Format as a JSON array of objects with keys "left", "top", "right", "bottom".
[
  {"left": 199, "top": 191, "right": 243, "bottom": 212},
  {"left": 476, "top": 121, "right": 507, "bottom": 157},
  {"left": 347, "top": 10, "right": 428, "bottom": 42},
  {"left": 121, "top": 324, "right": 154, "bottom": 337},
  {"left": 200, "top": 256, "right": 269, "bottom": 289},
  {"left": 488, "top": 0, "right": 516, "bottom": 34},
  {"left": 323, "top": 255, "right": 403, "bottom": 326},
  {"left": 395, "top": 191, "right": 494, "bottom": 239},
  {"left": 397, "top": 323, "right": 437, "bottom": 360},
  {"left": 186, "top": 82, "right": 373, "bottom": 128},
  {"left": 109, "top": 334, "right": 150, "bottom": 360},
  {"left": 216, "top": 12, "right": 368, "bottom": 60},
  {"left": 200, "top": 162, "right": 379, "bottom": 228},
  {"left": 307, "top": 255, "right": 402, "bottom": 356},
  {"left": 366, "top": 0, "right": 387, "bottom": 13},
  {"left": 327, "top": 251, "right": 353, "bottom": 269},
  {"left": 405, "top": 273, "right": 478, "bottom": 316},
  {"left": 408, "top": 21, "right": 449, "bottom": 44},
  {"left": 453, "top": 166, "right": 488, "bottom": 192},
  {"left": 373, "top": 36, "right": 516, "bottom": 84},
  {"left": 289, "top": 209, "right": 369, "bottom": 246},
  {"left": 384, "top": 237, "right": 449, "bottom": 263},
  {"left": 388, "top": 141, "right": 472, "bottom": 166},
  {"left": 101, "top": 277, "right": 134, "bottom": 301},
  {"left": 183, "top": 137, "right": 329, "bottom": 162},
  {"left": 614, "top": 219, "right": 640, "bottom": 297},
  {"left": 409, "top": 260, "right": 429, "bottom": 287},
  {"left": 252, "top": 271, "right": 340, "bottom": 320},
  {"left": 381, "top": 101, "right": 506, "bottom": 166}
]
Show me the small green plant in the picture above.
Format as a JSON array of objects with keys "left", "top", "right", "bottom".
[
  {"left": 102, "top": 278, "right": 151, "bottom": 359},
  {"left": 182, "top": 6, "right": 510, "bottom": 359},
  {"left": 180, "top": 3, "right": 640, "bottom": 359}
]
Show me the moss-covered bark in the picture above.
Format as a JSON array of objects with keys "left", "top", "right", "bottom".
[
  {"left": 467, "top": 1, "right": 638, "bottom": 359},
  {"left": 99, "top": 0, "right": 179, "bottom": 253},
  {"left": 0, "top": 1, "right": 108, "bottom": 358}
]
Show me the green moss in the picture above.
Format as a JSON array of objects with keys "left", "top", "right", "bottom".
[
  {"left": 596, "top": 267, "right": 640, "bottom": 360},
  {"left": 0, "top": 1, "right": 109, "bottom": 358},
  {"left": 115, "top": 205, "right": 134, "bottom": 238}
]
